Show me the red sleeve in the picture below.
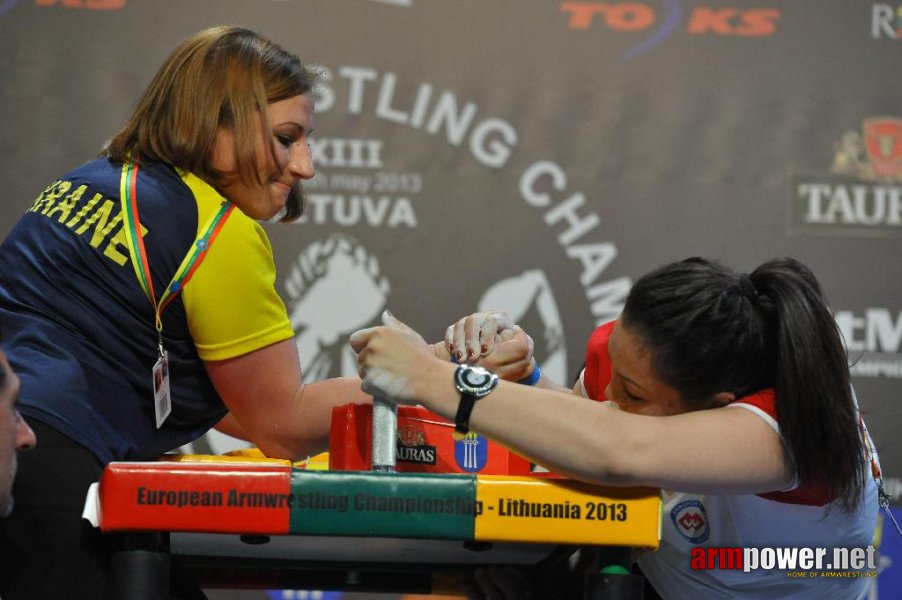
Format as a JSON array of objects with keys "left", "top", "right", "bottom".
[
  {"left": 583, "top": 321, "right": 616, "bottom": 402},
  {"left": 732, "top": 389, "right": 778, "bottom": 420},
  {"left": 735, "top": 391, "right": 834, "bottom": 506}
]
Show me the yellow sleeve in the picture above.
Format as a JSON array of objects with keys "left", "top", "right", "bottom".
[{"left": 180, "top": 172, "right": 295, "bottom": 361}]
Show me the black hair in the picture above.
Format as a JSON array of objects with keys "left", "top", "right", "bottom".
[{"left": 621, "top": 257, "right": 865, "bottom": 511}]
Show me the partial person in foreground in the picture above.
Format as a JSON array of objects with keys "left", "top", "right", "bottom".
[
  {"left": 352, "top": 257, "right": 880, "bottom": 599},
  {"left": 0, "top": 350, "right": 36, "bottom": 519}
]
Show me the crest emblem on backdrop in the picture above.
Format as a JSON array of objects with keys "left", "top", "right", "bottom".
[
  {"left": 831, "top": 117, "right": 902, "bottom": 183},
  {"left": 863, "top": 118, "right": 902, "bottom": 179}
]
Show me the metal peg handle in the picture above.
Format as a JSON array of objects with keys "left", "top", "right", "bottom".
[{"left": 372, "top": 396, "right": 397, "bottom": 472}]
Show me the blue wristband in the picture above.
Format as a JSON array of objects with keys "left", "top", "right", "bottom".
[{"left": 518, "top": 363, "right": 541, "bottom": 386}]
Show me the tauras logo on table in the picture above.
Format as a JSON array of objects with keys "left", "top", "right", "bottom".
[{"left": 397, "top": 425, "right": 436, "bottom": 465}]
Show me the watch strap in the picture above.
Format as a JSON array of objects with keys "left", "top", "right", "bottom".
[{"left": 454, "top": 392, "right": 479, "bottom": 440}]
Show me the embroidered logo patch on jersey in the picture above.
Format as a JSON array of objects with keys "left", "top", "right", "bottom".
[{"left": 671, "top": 499, "right": 710, "bottom": 544}]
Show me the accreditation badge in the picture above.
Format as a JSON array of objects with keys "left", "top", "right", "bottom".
[{"left": 153, "top": 351, "right": 172, "bottom": 428}]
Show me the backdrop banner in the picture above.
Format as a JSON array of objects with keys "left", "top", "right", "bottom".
[{"left": 1, "top": 1, "right": 900, "bottom": 598}]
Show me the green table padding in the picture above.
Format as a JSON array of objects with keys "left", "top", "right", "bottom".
[{"left": 288, "top": 470, "right": 478, "bottom": 539}]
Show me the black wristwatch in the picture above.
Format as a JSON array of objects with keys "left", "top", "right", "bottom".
[{"left": 453, "top": 365, "right": 499, "bottom": 440}]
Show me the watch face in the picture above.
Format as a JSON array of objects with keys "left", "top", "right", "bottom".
[{"left": 455, "top": 365, "right": 498, "bottom": 396}]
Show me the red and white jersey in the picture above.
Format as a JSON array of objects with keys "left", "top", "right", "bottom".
[{"left": 579, "top": 321, "right": 878, "bottom": 599}]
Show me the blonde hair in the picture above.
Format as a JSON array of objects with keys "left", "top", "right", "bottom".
[{"left": 104, "top": 26, "right": 315, "bottom": 221}]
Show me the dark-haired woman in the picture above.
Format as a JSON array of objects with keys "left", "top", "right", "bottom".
[{"left": 351, "top": 257, "right": 879, "bottom": 599}]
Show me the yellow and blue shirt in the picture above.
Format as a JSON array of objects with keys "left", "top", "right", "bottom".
[{"left": 0, "top": 158, "right": 294, "bottom": 463}]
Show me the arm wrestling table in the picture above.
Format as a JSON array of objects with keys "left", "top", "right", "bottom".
[{"left": 83, "top": 401, "right": 662, "bottom": 599}]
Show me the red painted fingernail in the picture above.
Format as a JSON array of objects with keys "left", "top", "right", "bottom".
[
  {"left": 456, "top": 351, "right": 463, "bottom": 361},
  {"left": 481, "top": 345, "right": 488, "bottom": 354},
  {"left": 448, "top": 344, "right": 454, "bottom": 352},
  {"left": 467, "top": 348, "right": 475, "bottom": 359}
]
